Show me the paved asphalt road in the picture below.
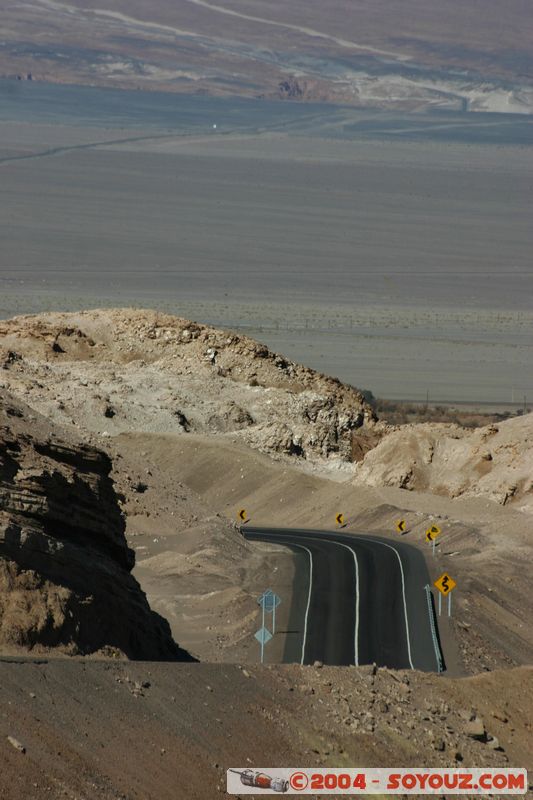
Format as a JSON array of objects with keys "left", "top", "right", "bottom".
[{"left": 244, "top": 527, "right": 442, "bottom": 672}]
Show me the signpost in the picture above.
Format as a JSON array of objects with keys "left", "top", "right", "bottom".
[
  {"left": 255, "top": 590, "right": 281, "bottom": 661},
  {"left": 434, "top": 572, "right": 457, "bottom": 617},
  {"left": 254, "top": 627, "right": 272, "bottom": 663}
]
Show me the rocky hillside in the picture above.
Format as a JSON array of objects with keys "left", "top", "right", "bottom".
[
  {"left": 354, "top": 415, "right": 533, "bottom": 512},
  {"left": 0, "top": 389, "right": 191, "bottom": 659},
  {"left": 0, "top": 309, "right": 378, "bottom": 465},
  {"left": 1, "top": 309, "right": 531, "bottom": 512},
  {"left": 0, "top": 308, "right": 382, "bottom": 661}
]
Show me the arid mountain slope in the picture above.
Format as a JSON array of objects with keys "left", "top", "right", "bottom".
[
  {"left": 1, "top": 308, "right": 532, "bottom": 800},
  {"left": 0, "top": 308, "right": 379, "bottom": 659},
  {"left": 1, "top": 308, "right": 531, "bottom": 511},
  {"left": 1, "top": 0, "right": 532, "bottom": 110},
  {"left": 1, "top": 308, "right": 533, "bottom": 669},
  {"left": 0, "top": 389, "right": 190, "bottom": 659}
]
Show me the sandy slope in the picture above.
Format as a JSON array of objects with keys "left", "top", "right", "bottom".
[{"left": 0, "top": 308, "right": 375, "bottom": 464}]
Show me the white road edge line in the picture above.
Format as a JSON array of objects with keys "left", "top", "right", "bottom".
[
  {"left": 335, "top": 542, "right": 360, "bottom": 667},
  {"left": 279, "top": 538, "right": 359, "bottom": 667},
  {"left": 291, "top": 536, "right": 360, "bottom": 667},
  {"left": 288, "top": 543, "right": 313, "bottom": 666},
  {"left": 357, "top": 536, "right": 415, "bottom": 670},
  {"left": 251, "top": 531, "right": 410, "bottom": 670}
]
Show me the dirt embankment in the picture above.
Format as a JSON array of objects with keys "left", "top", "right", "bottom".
[{"left": 2, "top": 308, "right": 532, "bottom": 512}]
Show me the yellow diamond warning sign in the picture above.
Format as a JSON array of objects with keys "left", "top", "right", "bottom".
[{"left": 434, "top": 573, "right": 457, "bottom": 596}]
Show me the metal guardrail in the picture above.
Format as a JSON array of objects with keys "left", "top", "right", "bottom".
[{"left": 424, "top": 584, "right": 445, "bottom": 674}]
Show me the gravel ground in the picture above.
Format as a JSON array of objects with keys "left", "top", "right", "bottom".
[{"left": 1, "top": 659, "right": 531, "bottom": 800}]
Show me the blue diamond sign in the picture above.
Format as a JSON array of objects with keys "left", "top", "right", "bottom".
[
  {"left": 258, "top": 589, "right": 281, "bottom": 613},
  {"left": 254, "top": 627, "right": 273, "bottom": 645}
]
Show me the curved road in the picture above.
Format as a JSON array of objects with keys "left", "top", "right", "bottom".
[{"left": 244, "top": 527, "right": 442, "bottom": 672}]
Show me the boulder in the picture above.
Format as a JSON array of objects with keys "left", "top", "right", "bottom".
[{"left": 464, "top": 716, "right": 486, "bottom": 740}]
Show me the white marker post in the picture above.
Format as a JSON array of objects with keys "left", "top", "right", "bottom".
[
  {"left": 254, "top": 625, "right": 272, "bottom": 664},
  {"left": 260, "top": 601, "right": 265, "bottom": 662},
  {"left": 255, "top": 591, "right": 278, "bottom": 663}
]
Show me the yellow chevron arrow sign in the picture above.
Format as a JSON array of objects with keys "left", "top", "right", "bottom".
[{"left": 396, "top": 519, "right": 408, "bottom": 534}]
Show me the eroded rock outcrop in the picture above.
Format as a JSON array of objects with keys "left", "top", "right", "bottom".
[
  {"left": 0, "top": 391, "right": 192, "bottom": 659},
  {"left": 354, "top": 416, "right": 533, "bottom": 511},
  {"left": 0, "top": 309, "right": 379, "bottom": 465}
]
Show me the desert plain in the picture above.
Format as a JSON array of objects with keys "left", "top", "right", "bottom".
[{"left": 1, "top": 82, "right": 532, "bottom": 404}]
